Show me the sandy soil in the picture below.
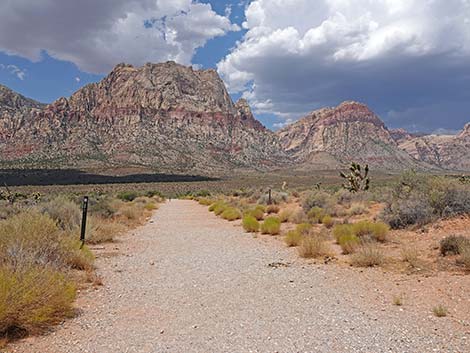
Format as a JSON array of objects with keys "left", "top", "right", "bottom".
[{"left": 8, "top": 200, "right": 469, "bottom": 353}]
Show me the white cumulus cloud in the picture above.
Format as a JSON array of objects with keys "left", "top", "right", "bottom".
[
  {"left": 0, "top": 0, "right": 239, "bottom": 73},
  {"left": 218, "top": 0, "right": 470, "bottom": 132}
]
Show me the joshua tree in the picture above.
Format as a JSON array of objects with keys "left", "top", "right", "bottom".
[{"left": 340, "top": 162, "right": 370, "bottom": 193}]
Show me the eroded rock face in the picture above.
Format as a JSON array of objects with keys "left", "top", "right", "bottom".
[
  {"left": 0, "top": 62, "right": 287, "bottom": 173},
  {"left": 276, "top": 101, "right": 420, "bottom": 169},
  {"left": 398, "top": 124, "right": 470, "bottom": 171}
]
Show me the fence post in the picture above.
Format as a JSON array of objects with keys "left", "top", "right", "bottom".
[
  {"left": 80, "top": 196, "right": 89, "bottom": 249},
  {"left": 268, "top": 188, "right": 272, "bottom": 205}
]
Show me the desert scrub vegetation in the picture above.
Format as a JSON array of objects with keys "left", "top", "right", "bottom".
[
  {"left": 440, "top": 235, "right": 470, "bottom": 256},
  {"left": 298, "top": 235, "right": 331, "bottom": 258},
  {"left": 242, "top": 215, "right": 259, "bottom": 233},
  {"left": 381, "top": 172, "right": 470, "bottom": 229},
  {"left": 244, "top": 205, "right": 265, "bottom": 221},
  {"left": 350, "top": 245, "right": 385, "bottom": 267},
  {"left": 284, "top": 230, "right": 302, "bottom": 247},
  {"left": 260, "top": 216, "right": 281, "bottom": 235},
  {"left": 0, "top": 211, "right": 91, "bottom": 342},
  {"left": 221, "top": 207, "right": 242, "bottom": 221},
  {"left": 338, "top": 234, "right": 361, "bottom": 254}
]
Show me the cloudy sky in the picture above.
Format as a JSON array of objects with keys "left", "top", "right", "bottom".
[{"left": 0, "top": 0, "right": 469, "bottom": 133}]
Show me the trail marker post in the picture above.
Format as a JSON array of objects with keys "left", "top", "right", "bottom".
[
  {"left": 80, "top": 196, "right": 89, "bottom": 249},
  {"left": 268, "top": 189, "right": 272, "bottom": 205}
]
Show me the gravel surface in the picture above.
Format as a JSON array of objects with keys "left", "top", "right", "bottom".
[{"left": 9, "top": 200, "right": 469, "bottom": 353}]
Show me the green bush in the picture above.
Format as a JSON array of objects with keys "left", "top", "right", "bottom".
[
  {"left": 285, "top": 230, "right": 302, "bottom": 247},
  {"left": 198, "top": 198, "right": 214, "bottom": 206},
  {"left": 296, "top": 223, "right": 311, "bottom": 236},
  {"left": 321, "top": 215, "right": 334, "bottom": 228},
  {"left": 338, "top": 234, "right": 360, "bottom": 254},
  {"left": 332, "top": 224, "right": 354, "bottom": 242},
  {"left": 116, "top": 191, "right": 139, "bottom": 202},
  {"left": 352, "top": 220, "right": 389, "bottom": 242},
  {"left": 260, "top": 216, "right": 281, "bottom": 235},
  {"left": 242, "top": 215, "right": 259, "bottom": 233},
  {"left": 244, "top": 207, "right": 265, "bottom": 221},
  {"left": 221, "top": 207, "right": 241, "bottom": 221},
  {"left": 307, "top": 206, "right": 325, "bottom": 223}
]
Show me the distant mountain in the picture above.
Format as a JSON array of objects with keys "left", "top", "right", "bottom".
[
  {"left": 1, "top": 64, "right": 469, "bottom": 174},
  {"left": 276, "top": 101, "right": 424, "bottom": 170},
  {"left": 397, "top": 124, "right": 470, "bottom": 171},
  {"left": 0, "top": 62, "right": 288, "bottom": 174}
]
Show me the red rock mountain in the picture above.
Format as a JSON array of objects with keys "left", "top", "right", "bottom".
[
  {"left": 0, "top": 62, "right": 287, "bottom": 173},
  {"left": 396, "top": 124, "right": 470, "bottom": 171},
  {"left": 276, "top": 101, "right": 424, "bottom": 169}
]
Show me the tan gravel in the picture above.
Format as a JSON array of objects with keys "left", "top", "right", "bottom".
[{"left": 8, "top": 200, "right": 469, "bottom": 353}]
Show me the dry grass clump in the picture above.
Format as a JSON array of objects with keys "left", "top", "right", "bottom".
[
  {"left": 457, "top": 246, "right": 470, "bottom": 271},
  {"left": 288, "top": 208, "right": 308, "bottom": 224},
  {"left": 87, "top": 216, "right": 126, "bottom": 244},
  {"left": 198, "top": 198, "right": 214, "bottom": 206},
  {"left": 266, "top": 204, "right": 280, "bottom": 214},
  {"left": 40, "top": 196, "right": 81, "bottom": 231},
  {"left": 284, "top": 230, "right": 301, "bottom": 247},
  {"left": 0, "top": 266, "right": 76, "bottom": 337},
  {"left": 221, "top": 207, "right": 242, "bottom": 221},
  {"left": 392, "top": 295, "right": 403, "bottom": 306},
  {"left": 432, "top": 305, "right": 448, "bottom": 317},
  {"left": 242, "top": 215, "right": 259, "bottom": 233},
  {"left": 211, "top": 202, "right": 229, "bottom": 216},
  {"left": 260, "top": 216, "right": 281, "bottom": 235},
  {"left": 401, "top": 247, "right": 421, "bottom": 268},
  {"left": 348, "top": 202, "right": 368, "bottom": 216},
  {"left": 351, "top": 245, "right": 384, "bottom": 267},
  {"left": 119, "top": 203, "right": 141, "bottom": 220},
  {"left": 296, "top": 223, "right": 312, "bottom": 236},
  {"left": 298, "top": 235, "right": 330, "bottom": 258},
  {"left": 332, "top": 224, "right": 354, "bottom": 242},
  {"left": 144, "top": 202, "right": 158, "bottom": 211},
  {"left": 440, "top": 235, "right": 470, "bottom": 256},
  {"left": 257, "top": 191, "right": 288, "bottom": 205},
  {"left": 278, "top": 208, "right": 292, "bottom": 223}
]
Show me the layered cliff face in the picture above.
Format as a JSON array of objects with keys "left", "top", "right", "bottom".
[
  {"left": 276, "top": 101, "right": 420, "bottom": 169},
  {"left": 397, "top": 124, "right": 470, "bottom": 171},
  {"left": 0, "top": 62, "right": 287, "bottom": 173}
]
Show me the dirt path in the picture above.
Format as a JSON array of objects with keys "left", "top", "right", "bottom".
[{"left": 9, "top": 200, "right": 469, "bottom": 353}]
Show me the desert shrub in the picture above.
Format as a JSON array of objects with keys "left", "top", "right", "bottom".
[
  {"left": 440, "top": 235, "right": 470, "bottom": 256},
  {"left": 302, "top": 190, "right": 333, "bottom": 211},
  {"left": 40, "top": 196, "right": 81, "bottom": 231},
  {"left": 242, "top": 215, "right": 259, "bottom": 233},
  {"left": 288, "top": 209, "right": 307, "bottom": 224},
  {"left": 352, "top": 220, "right": 389, "bottom": 242},
  {"left": 209, "top": 201, "right": 228, "bottom": 215},
  {"left": 144, "top": 202, "right": 158, "bottom": 211},
  {"left": 338, "top": 234, "right": 360, "bottom": 254},
  {"left": 348, "top": 202, "right": 368, "bottom": 216},
  {"left": 432, "top": 305, "right": 448, "bottom": 317},
  {"left": 144, "top": 190, "right": 165, "bottom": 199},
  {"left": 266, "top": 205, "right": 280, "bottom": 214},
  {"left": 87, "top": 216, "right": 126, "bottom": 244},
  {"left": 332, "top": 224, "right": 354, "bottom": 242},
  {"left": 0, "top": 266, "right": 76, "bottom": 337},
  {"left": 351, "top": 245, "right": 384, "bottom": 267},
  {"left": 89, "top": 197, "right": 121, "bottom": 218},
  {"left": 284, "top": 230, "right": 302, "bottom": 247},
  {"left": 307, "top": 206, "right": 325, "bottom": 223},
  {"left": 458, "top": 246, "right": 470, "bottom": 270},
  {"left": 116, "top": 191, "right": 139, "bottom": 202},
  {"left": 296, "top": 223, "right": 311, "bottom": 236},
  {"left": 401, "top": 247, "right": 421, "bottom": 268},
  {"left": 119, "top": 204, "right": 141, "bottom": 220},
  {"left": 244, "top": 207, "right": 264, "bottom": 221},
  {"left": 298, "top": 235, "right": 330, "bottom": 258},
  {"left": 257, "top": 191, "right": 288, "bottom": 205},
  {"left": 278, "top": 209, "right": 292, "bottom": 223},
  {"left": 198, "top": 198, "right": 214, "bottom": 206},
  {"left": 260, "top": 217, "right": 281, "bottom": 235},
  {"left": 381, "top": 173, "right": 470, "bottom": 228},
  {"left": 221, "top": 207, "right": 242, "bottom": 221},
  {"left": 192, "top": 190, "right": 211, "bottom": 197},
  {"left": 321, "top": 215, "right": 334, "bottom": 228}
]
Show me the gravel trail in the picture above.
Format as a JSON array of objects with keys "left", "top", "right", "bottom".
[{"left": 9, "top": 200, "right": 469, "bottom": 353}]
